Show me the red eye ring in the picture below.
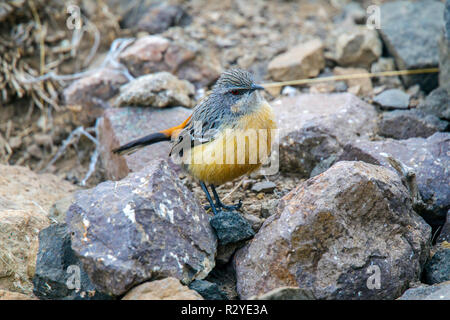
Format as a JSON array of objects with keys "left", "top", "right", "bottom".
[{"left": 230, "top": 90, "right": 239, "bottom": 95}]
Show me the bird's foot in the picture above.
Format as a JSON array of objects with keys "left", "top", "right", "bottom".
[{"left": 204, "top": 199, "right": 242, "bottom": 213}]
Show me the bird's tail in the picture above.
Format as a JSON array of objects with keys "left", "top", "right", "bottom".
[
  {"left": 112, "top": 132, "right": 171, "bottom": 156},
  {"left": 112, "top": 115, "right": 192, "bottom": 156}
]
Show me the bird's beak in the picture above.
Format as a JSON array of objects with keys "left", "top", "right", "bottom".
[{"left": 251, "top": 84, "right": 265, "bottom": 91}]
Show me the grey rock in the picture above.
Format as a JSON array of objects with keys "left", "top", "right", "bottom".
[
  {"left": 189, "top": 280, "right": 228, "bottom": 300},
  {"left": 250, "top": 287, "right": 315, "bottom": 300},
  {"left": 373, "top": 89, "right": 410, "bottom": 110},
  {"left": 379, "top": 109, "right": 449, "bottom": 139},
  {"left": 135, "top": 3, "right": 190, "bottom": 34},
  {"left": 418, "top": 87, "right": 450, "bottom": 121},
  {"left": 398, "top": 281, "right": 450, "bottom": 300},
  {"left": 66, "top": 159, "right": 217, "bottom": 296},
  {"left": 310, "top": 155, "right": 337, "bottom": 177},
  {"left": 440, "top": 0, "right": 450, "bottom": 91},
  {"left": 251, "top": 181, "right": 276, "bottom": 193},
  {"left": 379, "top": 0, "right": 444, "bottom": 92},
  {"left": 210, "top": 211, "right": 255, "bottom": 246},
  {"left": 274, "top": 93, "right": 378, "bottom": 177},
  {"left": 424, "top": 249, "right": 450, "bottom": 284},
  {"left": 339, "top": 132, "right": 450, "bottom": 229},
  {"left": 98, "top": 106, "right": 191, "bottom": 180},
  {"left": 33, "top": 224, "right": 112, "bottom": 300},
  {"left": 437, "top": 210, "right": 450, "bottom": 244},
  {"left": 115, "top": 72, "right": 195, "bottom": 108},
  {"left": 234, "top": 161, "right": 431, "bottom": 300}
]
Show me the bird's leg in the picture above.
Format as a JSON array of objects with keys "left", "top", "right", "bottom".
[
  {"left": 210, "top": 184, "right": 242, "bottom": 211},
  {"left": 200, "top": 181, "right": 218, "bottom": 215}
]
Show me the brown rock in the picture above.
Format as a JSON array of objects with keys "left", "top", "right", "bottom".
[
  {"left": 335, "top": 26, "right": 382, "bottom": 69},
  {"left": 339, "top": 132, "right": 450, "bottom": 229},
  {"left": 0, "top": 165, "right": 78, "bottom": 295},
  {"left": 0, "top": 289, "right": 37, "bottom": 300},
  {"left": 63, "top": 68, "right": 129, "bottom": 124},
  {"left": 268, "top": 39, "right": 325, "bottom": 81},
  {"left": 115, "top": 72, "right": 195, "bottom": 108},
  {"left": 119, "top": 35, "right": 221, "bottom": 87},
  {"left": 334, "top": 67, "right": 373, "bottom": 96},
  {"left": 234, "top": 161, "right": 431, "bottom": 299},
  {"left": 98, "top": 106, "right": 192, "bottom": 180},
  {"left": 122, "top": 278, "right": 203, "bottom": 300},
  {"left": 273, "top": 93, "right": 377, "bottom": 176}
]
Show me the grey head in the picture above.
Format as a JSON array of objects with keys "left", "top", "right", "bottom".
[{"left": 207, "top": 69, "right": 265, "bottom": 117}]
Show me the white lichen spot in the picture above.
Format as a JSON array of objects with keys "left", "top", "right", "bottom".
[
  {"left": 159, "top": 203, "right": 174, "bottom": 223},
  {"left": 123, "top": 203, "right": 136, "bottom": 223}
]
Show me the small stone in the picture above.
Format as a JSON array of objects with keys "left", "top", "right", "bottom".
[
  {"left": 437, "top": 211, "right": 450, "bottom": 244},
  {"left": 210, "top": 211, "right": 255, "bottom": 246},
  {"left": 379, "top": 0, "right": 444, "bottom": 91},
  {"left": 379, "top": 109, "right": 448, "bottom": 139},
  {"left": 115, "top": 72, "right": 195, "bottom": 108},
  {"left": 135, "top": 3, "right": 191, "bottom": 34},
  {"left": 398, "top": 281, "right": 450, "bottom": 300},
  {"left": 268, "top": 38, "right": 325, "bottom": 81},
  {"left": 122, "top": 278, "right": 203, "bottom": 300},
  {"left": 424, "top": 249, "right": 450, "bottom": 285},
  {"left": 418, "top": 87, "right": 450, "bottom": 121},
  {"left": 33, "top": 224, "right": 111, "bottom": 300},
  {"left": 251, "top": 181, "right": 276, "bottom": 193},
  {"left": 242, "top": 213, "right": 264, "bottom": 232},
  {"left": 189, "top": 280, "right": 227, "bottom": 300},
  {"left": 63, "top": 68, "right": 128, "bottom": 125},
  {"left": 333, "top": 67, "right": 373, "bottom": 96},
  {"left": 335, "top": 26, "right": 382, "bottom": 69},
  {"left": 370, "top": 57, "right": 402, "bottom": 88},
  {"left": 373, "top": 89, "right": 410, "bottom": 110}
]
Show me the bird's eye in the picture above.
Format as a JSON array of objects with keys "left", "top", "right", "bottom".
[{"left": 230, "top": 90, "right": 240, "bottom": 95}]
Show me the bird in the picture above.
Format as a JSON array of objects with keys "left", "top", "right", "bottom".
[{"left": 112, "top": 69, "right": 277, "bottom": 215}]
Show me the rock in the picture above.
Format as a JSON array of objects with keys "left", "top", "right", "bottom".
[
  {"left": 234, "top": 161, "right": 431, "bottom": 300},
  {"left": 98, "top": 106, "right": 192, "bottom": 180},
  {"left": 189, "top": 280, "right": 228, "bottom": 300},
  {"left": 335, "top": 26, "right": 382, "bottom": 69},
  {"left": 373, "top": 89, "right": 410, "bottom": 110},
  {"left": 379, "top": 0, "right": 445, "bottom": 92},
  {"left": 339, "top": 132, "right": 450, "bottom": 229},
  {"left": 249, "top": 287, "right": 315, "bottom": 300},
  {"left": 115, "top": 72, "right": 195, "bottom": 108},
  {"left": 33, "top": 224, "right": 111, "bottom": 300},
  {"left": 333, "top": 67, "right": 373, "bottom": 96},
  {"left": 251, "top": 181, "right": 276, "bottom": 193},
  {"left": 418, "top": 87, "right": 450, "bottom": 121},
  {"left": 66, "top": 159, "right": 217, "bottom": 296},
  {"left": 370, "top": 58, "right": 402, "bottom": 88},
  {"left": 268, "top": 39, "right": 325, "bottom": 81},
  {"left": 122, "top": 278, "right": 203, "bottom": 300},
  {"left": 0, "top": 290, "right": 37, "bottom": 300},
  {"left": 440, "top": 1, "right": 450, "bottom": 91},
  {"left": 273, "top": 93, "right": 377, "bottom": 176},
  {"left": 437, "top": 210, "right": 450, "bottom": 244},
  {"left": 49, "top": 195, "right": 76, "bottom": 224},
  {"left": 210, "top": 211, "right": 255, "bottom": 246},
  {"left": 119, "top": 35, "right": 221, "bottom": 88},
  {"left": 204, "top": 263, "right": 238, "bottom": 300},
  {"left": 63, "top": 68, "right": 129, "bottom": 125},
  {"left": 424, "top": 249, "right": 450, "bottom": 285},
  {"left": 398, "top": 281, "right": 450, "bottom": 300},
  {"left": 135, "top": 3, "right": 190, "bottom": 34},
  {"left": 0, "top": 165, "right": 77, "bottom": 295},
  {"left": 379, "top": 109, "right": 448, "bottom": 139}
]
